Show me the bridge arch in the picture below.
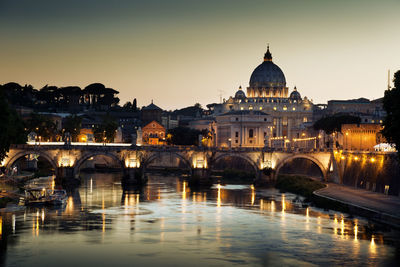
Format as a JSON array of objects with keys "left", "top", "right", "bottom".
[
  {"left": 143, "top": 152, "right": 193, "bottom": 172},
  {"left": 210, "top": 153, "right": 259, "bottom": 173},
  {"left": 73, "top": 152, "right": 125, "bottom": 177},
  {"left": 5, "top": 150, "right": 58, "bottom": 173},
  {"left": 274, "top": 154, "right": 327, "bottom": 181}
]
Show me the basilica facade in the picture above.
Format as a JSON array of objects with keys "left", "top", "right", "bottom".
[{"left": 210, "top": 47, "right": 314, "bottom": 148}]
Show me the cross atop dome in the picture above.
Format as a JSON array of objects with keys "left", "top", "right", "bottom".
[{"left": 264, "top": 45, "right": 272, "bottom": 62}]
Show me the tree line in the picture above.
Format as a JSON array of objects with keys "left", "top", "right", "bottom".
[{"left": 0, "top": 82, "right": 126, "bottom": 111}]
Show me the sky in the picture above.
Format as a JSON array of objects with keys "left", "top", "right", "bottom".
[{"left": 1, "top": 0, "right": 399, "bottom": 110}]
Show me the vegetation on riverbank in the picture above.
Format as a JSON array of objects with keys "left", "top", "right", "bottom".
[{"left": 275, "top": 174, "right": 325, "bottom": 199}]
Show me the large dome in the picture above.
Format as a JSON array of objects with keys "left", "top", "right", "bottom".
[{"left": 249, "top": 47, "right": 286, "bottom": 88}]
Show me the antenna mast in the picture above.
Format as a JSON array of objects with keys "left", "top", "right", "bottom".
[
  {"left": 388, "top": 69, "right": 391, "bottom": 90},
  {"left": 218, "top": 89, "right": 225, "bottom": 103}
]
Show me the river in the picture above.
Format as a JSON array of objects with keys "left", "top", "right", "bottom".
[{"left": 0, "top": 173, "right": 399, "bottom": 266}]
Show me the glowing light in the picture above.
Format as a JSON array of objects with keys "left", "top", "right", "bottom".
[
  {"left": 354, "top": 224, "right": 358, "bottom": 241},
  {"left": 370, "top": 158, "right": 376, "bottom": 163},
  {"left": 341, "top": 156, "right": 345, "bottom": 160},
  {"left": 182, "top": 181, "right": 187, "bottom": 200},
  {"left": 41, "top": 209, "right": 45, "bottom": 223},
  {"left": 126, "top": 158, "right": 140, "bottom": 168},
  {"left": 251, "top": 185, "right": 255, "bottom": 206},
  {"left": 59, "top": 157, "right": 74, "bottom": 167},
  {"left": 292, "top": 137, "right": 317, "bottom": 142},
  {"left": 271, "top": 200, "right": 275, "bottom": 212},
  {"left": 341, "top": 218, "right": 345, "bottom": 237},
  {"left": 370, "top": 235, "right": 376, "bottom": 255},
  {"left": 217, "top": 184, "right": 221, "bottom": 207},
  {"left": 354, "top": 156, "right": 359, "bottom": 161},
  {"left": 281, "top": 194, "right": 286, "bottom": 213}
]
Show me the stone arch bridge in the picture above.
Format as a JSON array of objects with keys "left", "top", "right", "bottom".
[{"left": 2, "top": 144, "right": 338, "bottom": 183}]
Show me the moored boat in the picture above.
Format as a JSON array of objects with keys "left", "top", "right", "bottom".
[{"left": 24, "top": 188, "right": 67, "bottom": 206}]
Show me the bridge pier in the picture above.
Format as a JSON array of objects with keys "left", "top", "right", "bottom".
[
  {"left": 189, "top": 168, "right": 211, "bottom": 186},
  {"left": 123, "top": 167, "right": 147, "bottom": 185},
  {"left": 255, "top": 168, "right": 275, "bottom": 186},
  {"left": 57, "top": 167, "right": 74, "bottom": 180}
]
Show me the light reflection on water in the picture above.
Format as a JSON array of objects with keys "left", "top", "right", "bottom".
[{"left": 0, "top": 173, "right": 399, "bottom": 266}]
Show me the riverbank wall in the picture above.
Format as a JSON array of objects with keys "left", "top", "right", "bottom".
[
  {"left": 336, "top": 151, "right": 400, "bottom": 196},
  {"left": 313, "top": 187, "right": 400, "bottom": 228}
]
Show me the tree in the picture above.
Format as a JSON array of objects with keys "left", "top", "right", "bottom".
[
  {"left": 167, "top": 127, "right": 202, "bottom": 146},
  {"left": 382, "top": 70, "right": 400, "bottom": 156},
  {"left": 313, "top": 114, "right": 361, "bottom": 134},
  {"left": 0, "top": 88, "right": 27, "bottom": 161},
  {"left": 132, "top": 98, "right": 137, "bottom": 111},
  {"left": 63, "top": 115, "right": 82, "bottom": 141},
  {"left": 94, "top": 115, "right": 118, "bottom": 142},
  {"left": 123, "top": 101, "right": 132, "bottom": 110},
  {"left": 25, "top": 113, "right": 58, "bottom": 141}
]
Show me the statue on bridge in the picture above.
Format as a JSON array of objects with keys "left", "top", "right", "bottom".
[{"left": 64, "top": 132, "right": 72, "bottom": 146}]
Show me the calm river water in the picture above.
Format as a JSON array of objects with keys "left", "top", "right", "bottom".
[{"left": 0, "top": 173, "right": 399, "bottom": 266}]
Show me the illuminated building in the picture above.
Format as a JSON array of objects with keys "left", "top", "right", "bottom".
[
  {"left": 142, "top": 120, "right": 166, "bottom": 145},
  {"left": 341, "top": 124, "right": 386, "bottom": 151},
  {"left": 209, "top": 46, "right": 314, "bottom": 147},
  {"left": 215, "top": 110, "right": 271, "bottom": 148},
  {"left": 77, "top": 128, "right": 94, "bottom": 142}
]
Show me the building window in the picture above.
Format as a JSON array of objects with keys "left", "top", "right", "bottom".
[
  {"left": 292, "top": 107, "right": 296, "bottom": 111},
  {"left": 283, "top": 106, "right": 287, "bottom": 111},
  {"left": 235, "top": 140, "right": 238, "bottom": 144},
  {"left": 303, "top": 117, "right": 308, "bottom": 123},
  {"left": 273, "top": 107, "right": 277, "bottom": 110},
  {"left": 264, "top": 118, "right": 267, "bottom": 121},
  {"left": 235, "top": 131, "right": 239, "bottom": 138},
  {"left": 235, "top": 117, "right": 239, "bottom": 121},
  {"left": 249, "top": 129, "right": 254, "bottom": 138}
]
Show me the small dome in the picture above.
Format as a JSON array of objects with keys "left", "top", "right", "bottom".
[
  {"left": 249, "top": 46, "right": 286, "bottom": 88},
  {"left": 289, "top": 86, "right": 301, "bottom": 100},
  {"left": 234, "top": 86, "right": 246, "bottom": 99}
]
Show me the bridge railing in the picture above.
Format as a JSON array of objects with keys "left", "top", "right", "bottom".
[{"left": 10, "top": 143, "right": 336, "bottom": 154}]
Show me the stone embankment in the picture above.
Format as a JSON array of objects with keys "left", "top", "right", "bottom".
[{"left": 314, "top": 183, "right": 400, "bottom": 228}]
